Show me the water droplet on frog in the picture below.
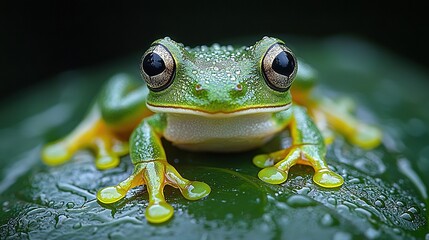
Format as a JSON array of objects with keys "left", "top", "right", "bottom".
[
  {"left": 230, "top": 76, "right": 236, "bottom": 81},
  {"left": 213, "top": 66, "right": 219, "bottom": 71},
  {"left": 212, "top": 43, "right": 220, "bottom": 50},
  {"left": 235, "top": 70, "right": 241, "bottom": 75},
  {"left": 374, "top": 200, "right": 385, "bottom": 207},
  {"left": 192, "top": 70, "right": 198, "bottom": 75},
  {"left": 396, "top": 201, "right": 404, "bottom": 207}
]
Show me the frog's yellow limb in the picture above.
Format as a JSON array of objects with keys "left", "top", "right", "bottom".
[
  {"left": 97, "top": 116, "right": 211, "bottom": 224},
  {"left": 42, "top": 73, "right": 150, "bottom": 170},
  {"left": 254, "top": 106, "right": 344, "bottom": 188},
  {"left": 315, "top": 98, "right": 382, "bottom": 149},
  {"left": 255, "top": 145, "right": 343, "bottom": 188},
  {"left": 41, "top": 107, "right": 128, "bottom": 170},
  {"left": 97, "top": 160, "right": 210, "bottom": 223},
  {"left": 292, "top": 63, "right": 381, "bottom": 149}
]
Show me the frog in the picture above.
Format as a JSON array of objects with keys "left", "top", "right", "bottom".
[{"left": 41, "top": 36, "right": 382, "bottom": 223}]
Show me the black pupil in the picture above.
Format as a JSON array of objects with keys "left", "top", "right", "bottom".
[
  {"left": 272, "top": 51, "right": 295, "bottom": 77},
  {"left": 143, "top": 52, "right": 165, "bottom": 76}
]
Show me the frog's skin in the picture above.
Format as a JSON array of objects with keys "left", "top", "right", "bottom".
[{"left": 41, "top": 37, "right": 382, "bottom": 223}]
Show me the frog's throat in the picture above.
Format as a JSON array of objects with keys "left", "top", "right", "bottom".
[{"left": 146, "top": 103, "right": 291, "bottom": 118}]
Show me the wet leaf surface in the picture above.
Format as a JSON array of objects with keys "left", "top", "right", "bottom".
[{"left": 0, "top": 36, "right": 428, "bottom": 239}]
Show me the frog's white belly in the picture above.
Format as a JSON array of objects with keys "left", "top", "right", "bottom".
[{"left": 164, "top": 113, "right": 283, "bottom": 152}]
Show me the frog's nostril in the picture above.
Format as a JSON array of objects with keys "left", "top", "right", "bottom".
[
  {"left": 235, "top": 84, "right": 243, "bottom": 91},
  {"left": 195, "top": 84, "right": 203, "bottom": 91}
]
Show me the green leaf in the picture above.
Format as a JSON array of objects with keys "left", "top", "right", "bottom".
[{"left": 0, "top": 36, "right": 428, "bottom": 239}]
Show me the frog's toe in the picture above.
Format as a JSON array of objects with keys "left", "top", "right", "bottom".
[
  {"left": 164, "top": 163, "right": 211, "bottom": 201},
  {"left": 258, "top": 167, "right": 288, "bottom": 185},
  {"left": 253, "top": 154, "right": 274, "bottom": 168},
  {"left": 351, "top": 124, "right": 382, "bottom": 149},
  {"left": 313, "top": 169, "right": 344, "bottom": 188},
  {"left": 97, "top": 186, "right": 127, "bottom": 204},
  {"left": 93, "top": 136, "right": 127, "bottom": 170},
  {"left": 95, "top": 154, "right": 120, "bottom": 170},
  {"left": 145, "top": 201, "right": 174, "bottom": 224},
  {"left": 41, "top": 142, "right": 73, "bottom": 166},
  {"left": 181, "top": 181, "right": 211, "bottom": 200}
]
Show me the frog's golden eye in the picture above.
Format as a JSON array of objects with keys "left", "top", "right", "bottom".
[
  {"left": 141, "top": 44, "right": 176, "bottom": 91},
  {"left": 262, "top": 43, "right": 297, "bottom": 92}
]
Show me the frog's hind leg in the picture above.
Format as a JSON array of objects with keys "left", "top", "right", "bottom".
[
  {"left": 315, "top": 97, "right": 382, "bottom": 149},
  {"left": 291, "top": 61, "right": 381, "bottom": 149},
  {"left": 42, "top": 73, "right": 149, "bottom": 169},
  {"left": 41, "top": 105, "right": 128, "bottom": 169}
]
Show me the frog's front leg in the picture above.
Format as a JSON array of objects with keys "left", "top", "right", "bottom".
[
  {"left": 41, "top": 73, "right": 149, "bottom": 169},
  {"left": 97, "top": 114, "right": 211, "bottom": 223},
  {"left": 254, "top": 105, "right": 344, "bottom": 188}
]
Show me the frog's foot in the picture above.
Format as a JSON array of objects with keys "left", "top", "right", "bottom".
[
  {"left": 346, "top": 123, "right": 382, "bottom": 149},
  {"left": 41, "top": 108, "right": 129, "bottom": 170},
  {"left": 97, "top": 160, "right": 211, "bottom": 223},
  {"left": 311, "top": 98, "right": 382, "bottom": 149},
  {"left": 254, "top": 145, "right": 344, "bottom": 188}
]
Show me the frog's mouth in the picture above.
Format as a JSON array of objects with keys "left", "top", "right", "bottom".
[{"left": 146, "top": 103, "right": 291, "bottom": 118}]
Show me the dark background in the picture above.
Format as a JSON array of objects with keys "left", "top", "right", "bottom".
[{"left": 1, "top": 1, "right": 427, "bottom": 101}]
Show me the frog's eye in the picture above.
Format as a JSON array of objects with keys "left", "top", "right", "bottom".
[
  {"left": 262, "top": 43, "right": 297, "bottom": 92},
  {"left": 141, "top": 44, "right": 176, "bottom": 91}
]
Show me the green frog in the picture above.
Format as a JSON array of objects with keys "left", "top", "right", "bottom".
[{"left": 41, "top": 37, "right": 381, "bottom": 223}]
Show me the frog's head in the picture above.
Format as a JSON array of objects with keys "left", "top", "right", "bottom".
[{"left": 141, "top": 37, "right": 297, "bottom": 117}]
